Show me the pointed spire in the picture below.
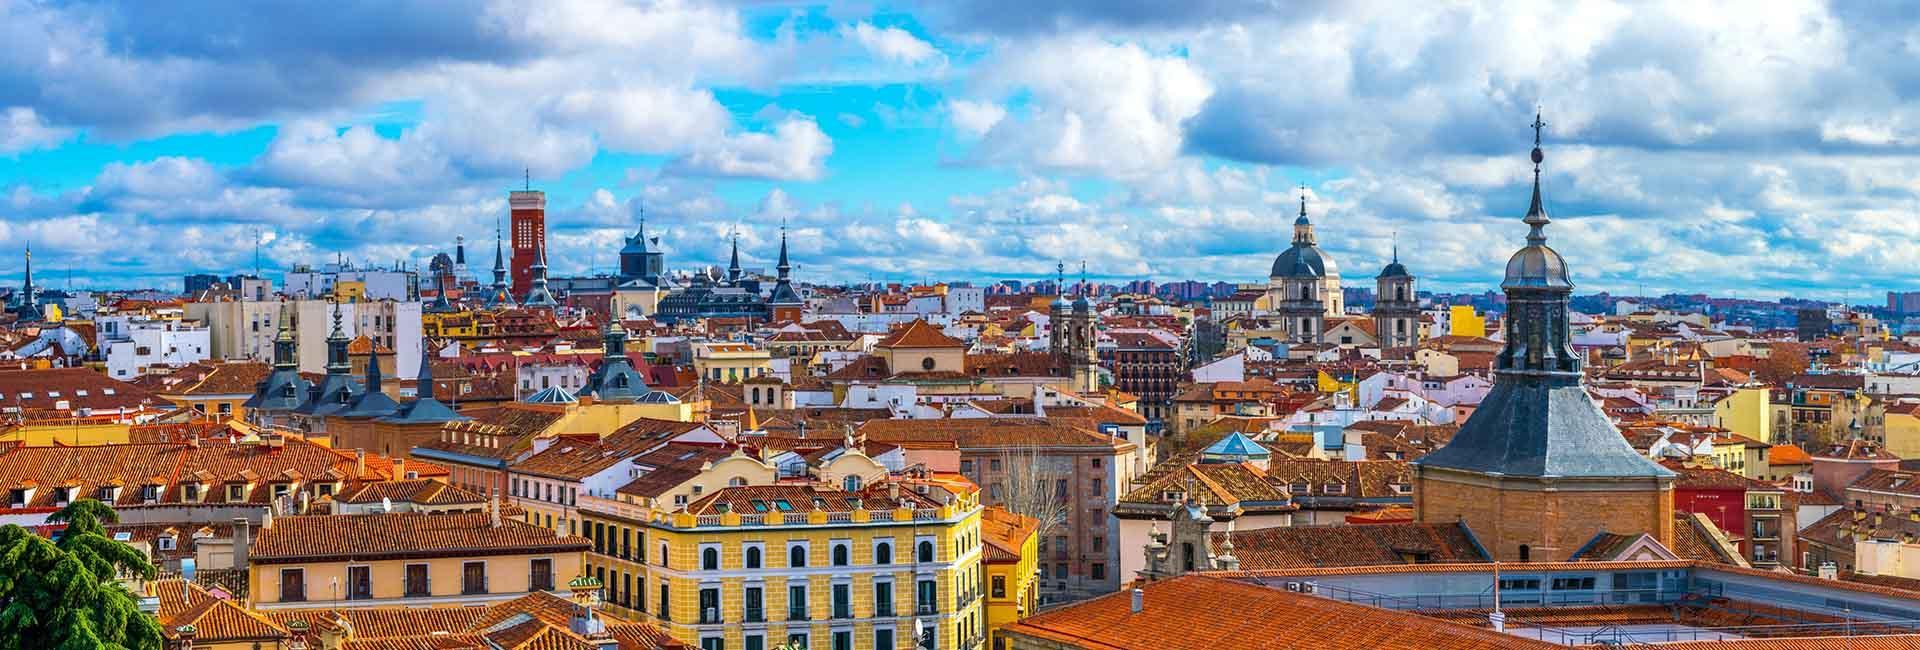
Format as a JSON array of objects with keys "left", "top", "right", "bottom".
[
  {"left": 776, "top": 218, "right": 791, "bottom": 278},
  {"left": 363, "top": 344, "right": 384, "bottom": 393},
  {"left": 325, "top": 300, "right": 350, "bottom": 374},
  {"left": 416, "top": 337, "right": 436, "bottom": 401},
  {"left": 1525, "top": 109, "right": 1551, "bottom": 247},
  {"left": 727, "top": 229, "right": 742, "bottom": 283},
  {"left": 1391, "top": 231, "right": 1400, "bottom": 264},
  {"left": 1292, "top": 185, "right": 1316, "bottom": 245}
]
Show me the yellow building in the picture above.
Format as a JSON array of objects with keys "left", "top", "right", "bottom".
[
  {"left": 693, "top": 342, "right": 775, "bottom": 384},
  {"left": 0, "top": 420, "right": 130, "bottom": 445},
  {"left": 1884, "top": 402, "right": 1920, "bottom": 459},
  {"left": 577, "top": 447, "right": 988, "bottom": 650},
  {"left": 1447, "top": 305, "right": 1486, "bottom": 337},
  {"left": 979, "top": 506, "right": 1039, "bottom": 648},
  {"left": 246, "top": 509, "right": 589, "bottom": 609},
  {"left": 1707, "top": 433, "right": 1771, "bottom": 479},
  {"left": 331, "top": 280, "right": 367, "bottom": 302},
  {"left": 1713, "top": 386, "right": 1773, "bottom": 445}
]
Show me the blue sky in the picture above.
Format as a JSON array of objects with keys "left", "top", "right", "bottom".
[{"left": 2, "top": 1, "right": 1918, "bottom": 301}]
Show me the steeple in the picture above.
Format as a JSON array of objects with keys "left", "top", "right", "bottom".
[
  {"left": 272, "top": 309, "right": 297, "bottom": 369},
  {"left": 1525, "top": 111, "right": 1551, "bottom": 247},
  {"left": 726, "top": 231, "right": 742, "bottom": 284},
  {"left": 521, "top": 236, "right": 557, "bottom": 308},
  {"left": 776, "top": 221, "right": 791, "bottom": 278},
  {"left": 325, "top": 301, "right": 350, "bottom": 374},
  {"left": 1292, "top": 186, "right": 1316, "bottom": 246},
  {"left": 12, "top": 244, "right": 40, "bottom": 320}
]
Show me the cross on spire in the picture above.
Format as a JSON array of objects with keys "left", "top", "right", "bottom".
[{"left": 1298, "top": 184, "right": 1308, "bottom": 219}]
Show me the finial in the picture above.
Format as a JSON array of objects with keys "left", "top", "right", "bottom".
[
  {"left": 1391, "top": 230, "right": 1399, "bottom": 263},
  {"left": 1056, "top": 261, "right": 1065, "bottom": 291},
  {"left": 1079, "top": 260, "right": 1087, "bottom": 294},
  {"left": 1524, "top": 108, "right": 1551, "bottom": 245},
  {"left": 1299, "top": 184, "right": 1308, "bottom": 219}
]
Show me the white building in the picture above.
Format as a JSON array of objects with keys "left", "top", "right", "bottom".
[
  {"left": 98, "top": 317, "right": 211, "bottom": 379},
  {"left": 945, "top": 286, "right": 985, "bottom": 315},
  {"left": 185, "top": 299, "right": 287, "bottom": 363},
  {"left": 284, "top": 264, "right": 419, "bottom": 301},
  {"left": 291, "top": 299, "right": 423, "bottom": 376}
]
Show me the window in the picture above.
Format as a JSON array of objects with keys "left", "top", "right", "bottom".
[
  {"left": 1550, "top": 576, "right": 1596, "bottom": 591},
  {"left": 1091, "top": 563, "right": 1106, "bottom": 580},
  {"left": 462, "top": 562, "right": 487, "bottom": 595},
  {"left": 1518, "top": 545, "right": 1531, "bottom": 562},
  {"left": 701, "top": 637, "right": 725, "bottom": 650},
  {"left": 746, "top": 545, "right": 763, "bottom": 569},
  {"left": 989, "top": 459, "right": 1001, "bottom": 472},
  {"left": 156, "top": 535, "right": 176, "bottom": 551},
  {"left": 406, "top": 564, "right": 430, "bottom": 597},
  {"left": 916, "top": 579, "right": 937, "bottom": 615},
  {"left": 1092, "top": 536, "right": 1104, "bottom": 552},
  {"left": 917, "top": 540, "right": 935, "bottom": 563},
  {"left": 832, "top": 583, "right": 851, "bottom": 619},
  {"left": 832, "top": 630, "right": 852, "bottom": 650},
  {"left": 991, "top": 575, "right": 1006, "bottom": 599},
  {"left": 279, "top": 569, "right": 306, "bottom": 602},
  {"left": 960, "top": 460, "right": 974, "bottom": 474},
  {"left": 843, "top": 475, "right": 862, "bottom": 492},
  {"left": 659, "top": 542, "right": 671, "bottom": 567},
  {"left": 790, "top": 544, "right": 808, "bottom": 568},
  {"left": 874, "top": 629, "right": 894, "bottom": 650},
  {"left": 745, "top": 586, "right": 765, "bottom": 623},
  {"left": 659, "top": 584, "right": 671, "bottom": 621},
  {"left": 530, "top": 558, "right": 554, "bottom": 592},
  {"left": 699, "top": 587, "right": 722, "bottom": 624},
  {"left": 874, "top": 541, "right": 892, "bottom": 565},
  {"left": 832, "top": 542, "right": 850, "bottom": 567},
  {"left": 786, "top": 633, "right": 809, "bottom": 650},
  {"left": 874, "top": 580, "right": 894, "bottom": 617},
  {"left": 788, "top": 584, "right": 809, "bottom": 621},
  {"left": 702, "top": 546, "right": 721, "bottom": 570},
  {"left": 1499, "top": 578, "right": 1541, "bottom": 591},
  {"left": 227, "top": 484, "right": 246, "bottom": 501},
  {"left": 745, "top": 635, "right": 764, "bottom": 650}
]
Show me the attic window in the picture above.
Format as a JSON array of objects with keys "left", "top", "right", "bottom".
[
  {"left": 17, "top": 393, "right": 30, "bottom": 400},
  {"left": 773, "top": 499, "right": 794, "bottom": 512},
  {"left": 157, "top": 536, "right": 176, "bottom": 551},
  {"left": 1325, "top": 482, "right": 1347, "bottom": 495},
  {"left": 112, "top": 532, "right": 133, "bottom": 542},
  {"left": 46, "top": 391, "right": 59, "bottom": 398},
  {"left": 751, "top": 500, "right": 769, "bottom": 512},
  {"left": 102, "top": 389, "right": 115, "bottom": 395},
  {"left": 74, "top": 390, "right": 87, "bottom": 397}
]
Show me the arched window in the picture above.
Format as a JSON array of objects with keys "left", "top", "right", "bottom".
[
  {"left": 1181, "top": 542, "right": 1195, "bottom": 572},
  {"left": 702, "top": 547, "right": 719, "bottom": 570},
  {"left": 728, "top": 477, "right": 748, "bottom": 487},
  {"left": 917, "top": 540, "right": 935, "bottom": 563},
  {"left": 789, "top": 545, "right": 807, "bottom": 568},
  {"left": 1518, "top": 545, "right": 1531, "bottom": 562},
  {"left": 875, "top": 542, "right": 892, "bottom": 565},
  {"left": 745, "top": 546, "right": 762, "bottom": 569},
  {"left": 1300, "top": 285, "right": 1311, "bottom": 301},
  {"left": 843, "top": 475, "right": 862, "bottom": 492},
  {"left": 833, "top": 544, "right": 850, "bottom": 566}
]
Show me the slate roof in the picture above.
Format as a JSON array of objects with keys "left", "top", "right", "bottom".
[
  {"left": 1202, "top": 432, "right": 1270, "bottom": 460},
  {"left": 1416, "top": 380, "right": 1674, "bottom": 480}
]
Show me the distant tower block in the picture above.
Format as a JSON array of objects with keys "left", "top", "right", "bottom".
[{"left": 510, "top": 185, "right": 547, "bottom": 297}]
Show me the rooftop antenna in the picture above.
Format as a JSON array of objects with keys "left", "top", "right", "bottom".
[
  {"left": 250, "top": 225, "right": 263, "bottom": 277},
  {"left": 524, "top": 168, "right": 531, "bottom": 192}
]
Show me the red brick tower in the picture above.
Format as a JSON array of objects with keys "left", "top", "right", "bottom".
[{"left": 509, "top": 188, "right": 546, "bottom": 298}]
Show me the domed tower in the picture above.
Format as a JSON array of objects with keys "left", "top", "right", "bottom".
[
  {"left": 1413, "top": 113, "right": 1674, "bottom": 562},
  {"left": 1067, "top": 263, "right": 1100, "bottom": 394},
  {"left": 1267, "top": 190, "right": 1342, "bottom": 343},
  {"left": 1048, "top": 262, "right": 1072, "bottom": 359},
  {"left": 1373, "top": 239, "right": 1420, "bottom": 349}
]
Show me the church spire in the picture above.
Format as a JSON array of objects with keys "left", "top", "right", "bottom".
[
  {"left": 776, "top": 220, "right": 791, "bottom": 279},
  {"left": 727, "top": 230, "right": 742, "bottom": 283},
  {"left": 1292, "top": 185, "right": 1316, "bottom": 246},
  {"left": 325, "top": 301, "right": 350, "bottom": 374},
  {"left": 1525, "top": 110, "right": 1551, "bottom": 247}
]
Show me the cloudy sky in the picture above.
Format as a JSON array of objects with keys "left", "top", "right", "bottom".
[{"left": 2, "top": 1, "right": 1917, "bottom": 300}]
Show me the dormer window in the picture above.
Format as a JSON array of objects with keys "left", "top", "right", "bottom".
[
  {"left": 97, "top": 486, "right": 118, "bottom": 502},
  {"left": 51, "top": 486, "right": 70, "bottom": 506},
  {"left": 272, "top": 483, "right": 292, "bottom": 499},
  {"left": 7, "top": 488, "right": 28, "bottom": 508},
  {"left": 157, "top": 536, "right": 176, "bottom": 551},
  {"left": 182, "top": 483, "right": 201, "bottom": 503},
  {"left": 1325, "top": 482, "right": 1347, "bottom": 495},
  {"left": 140, "top": 484, "right": 161, "bottom": 503},
  {"left": 1289, "top": 480, "right": 1310, "bottom": 495},
  {"left": 227, "top": 484, "right": 248, "bottom": 502}
]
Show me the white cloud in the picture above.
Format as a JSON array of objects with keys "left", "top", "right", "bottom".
[
  {"left": 0, "top": 107, "right": 70, "bottom": 154},
  {"left": 844, "top": 22, "right": 941, "bottom": 65},
  {"left": 947, "top": 100, "right": 1005, "bottom": 137},
  {"left": 669, "top": 117, "right": 834, "bottom": 181},
  {"left": 971, "top": 37, "right": 1213, "bottom": 177}
]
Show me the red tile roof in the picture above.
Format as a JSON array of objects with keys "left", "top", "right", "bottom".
[
  {"left": 249, "top": 511, "right": 588, "bottom": 563},
  {"left": 875, "top": 319, "right": 965, "bottom": 349},
  {"left": 1001, "top": 574, "right": 1556, "bottom": 650}
]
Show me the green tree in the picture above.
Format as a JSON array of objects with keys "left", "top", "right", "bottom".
[{"left": 0, "top": 499, "right": 162, "bottom": 650}]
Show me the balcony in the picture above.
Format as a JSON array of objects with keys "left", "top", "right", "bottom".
[
  {"left": 788, "top": 609, "right": 809, "bottom": 622},
  {"left": 404, "top": 581, "right": 430, "bottom": 598},
  {"left": 743, "top": 607, "right": 764, "bottom": 623},
  {"left": 916, "top": 602, "right": 937, "bottom": 616},
  {"left": 461, "top": 578, "right": 487, "bottom": 596},
  {"left": 529, "top": 573, "right": 554, "bottom": 593},
  {"left": 699, "top": 608, "right": 723, "bottom": 625}
]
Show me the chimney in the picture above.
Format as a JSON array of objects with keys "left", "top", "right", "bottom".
[
  {"left": 355, "top": 449, "right": 367, "bottom": 478},
  {"left": 1129, "top": 587, "right": 1144, "bottom": 614},
  {"left": 1819, "top": 562, "right": 1839, "bottom": 580},
  {"left": 490, "top": 491, "right": 502, "bottom": 528},
  {"left": 393, "top": 457, "right": 407, "bottom": 480},
  {"left": 177, "top": 624, "right": 197, "bottom": 650},
  {"left": 231, "top": 518, "right": 251, "bottom": 571}
]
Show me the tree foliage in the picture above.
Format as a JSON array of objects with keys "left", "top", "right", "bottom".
[{"left": 0, "top": 499, "right": 162, "bottom": 650}]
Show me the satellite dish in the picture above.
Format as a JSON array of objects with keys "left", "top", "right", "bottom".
[{"left": 381, "top": 497, "right": 393, "bottom": 513}]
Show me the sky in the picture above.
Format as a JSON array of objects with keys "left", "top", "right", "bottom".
[{"left": 1, "top": 1, "right": 1918, "bottom": 301}]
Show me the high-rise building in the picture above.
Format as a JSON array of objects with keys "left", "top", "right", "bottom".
[
  {"left": 510, "top": 189, "right": 547, "bottom": 297},
  {"left": 183, "top": 273, "right": 221, "bottom": 295}
]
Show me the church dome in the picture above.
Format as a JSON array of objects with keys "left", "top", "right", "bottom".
[
  {"left": 1502, "top": 244, "right": 1572, "bottom": 290},
  {"left": 1377, "top": 260, "right": 1410, "bottom": 279},
  {"left": 1271, "top": 243, "right": 1337, "bottom": 279}
]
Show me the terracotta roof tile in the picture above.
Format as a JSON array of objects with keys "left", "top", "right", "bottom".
[
  {"left": 1001, "top": 574, "right": 1556, "bottom": 650},
  {"left": 875, "top": 319, "right": 965, "bottom": 349},
  {"left": 1210, "top": 522, "right": 1487, "bottom": 570},
  {"left": 249, "top": 511, "right": 588, "bottom": 562}
]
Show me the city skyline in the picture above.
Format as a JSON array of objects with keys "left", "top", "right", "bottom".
[{"left": 1, "top": 2, "right": 1917, "bottom": 301}]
